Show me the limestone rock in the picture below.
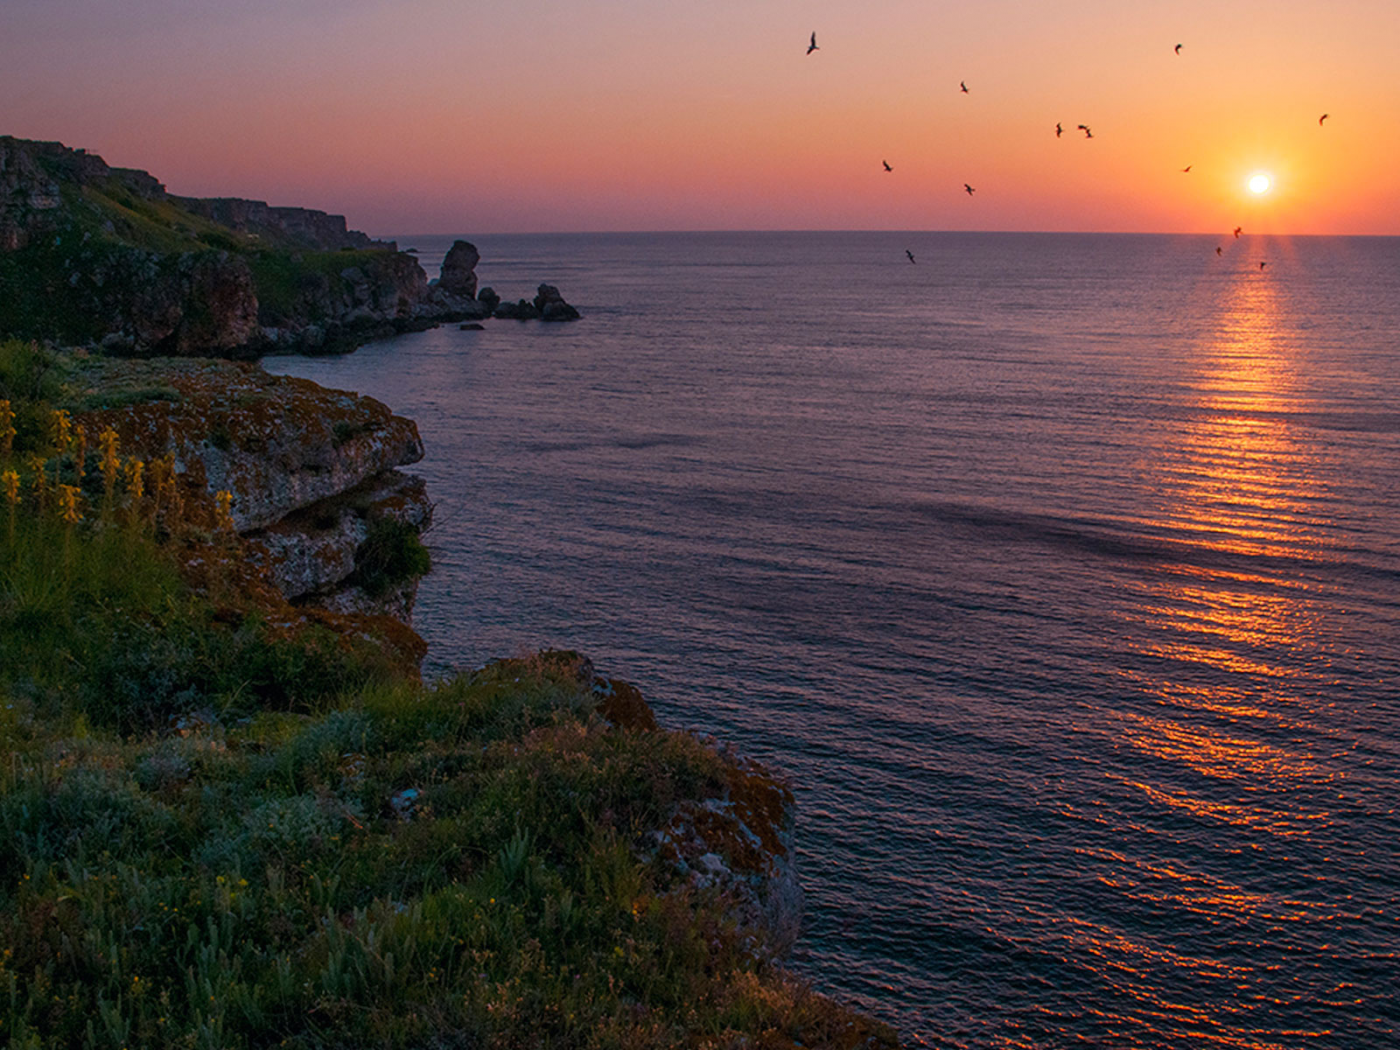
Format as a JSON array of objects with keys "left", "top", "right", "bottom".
[
  {"left": 438, "top": 240, "right": 480, "bottom": 298},
  {"left": 533, "top": 283, "right": 580, "bottom": 322},
  {"left": 73, "top": 358, "right": 424, "bottom": 532}
]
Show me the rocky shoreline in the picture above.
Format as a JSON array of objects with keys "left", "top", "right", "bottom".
[{"left": 1, "top": 136, "right": 580, "bottom": 358}]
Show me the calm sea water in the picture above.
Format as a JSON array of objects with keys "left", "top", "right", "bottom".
[{"left": 264, "top": 232, "right": 1400, "bottom": 1049}]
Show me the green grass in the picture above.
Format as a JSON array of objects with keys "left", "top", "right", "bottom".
[{"left": 0, "top": 365, "right": 897, "bottom": 1049}]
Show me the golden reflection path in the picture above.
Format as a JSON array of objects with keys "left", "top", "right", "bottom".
[{"left": 1058, "top": 259, "right": 1359, "bottom": 1048}]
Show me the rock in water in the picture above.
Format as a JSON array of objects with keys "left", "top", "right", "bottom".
[
  {"left": 438, "top": 240, "right": 480, "bottom": 299},
  {"left": 533, "top": 283, "right": 581, "bottom": 322}
]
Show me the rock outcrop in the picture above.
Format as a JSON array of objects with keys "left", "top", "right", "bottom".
[
  {"left": 72, "top": 357, "right": 432, "bottom": 631},
  {"left": 436, "top": 239, "right": 480, "bottom": 298}
]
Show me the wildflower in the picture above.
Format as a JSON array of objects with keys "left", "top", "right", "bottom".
[
  {"left": 125, "top": 457, "right": 144, "bottom": 500},
  {"left": 214, "top": 489, "right": 236, "bottom": 533},
  {"left": 49, "top": 409, "right": 72, "bottom": 455},
  {"left": 100, "top": 428, "right": 120, "bottom": 505},
  {"left": 2, "top": 470, "right": 17, "bottom": 507},
  {"left": 0, "top": 399, "right": 14, "bottom": 458},
  {"left": 72, "top": 424, "right": 87, "bottom": 482},
  {"left": 28, "top": 454, "right": 47, "bottom": 509},
  {"left": 58, "top": 484, "right": 83, "bottom": 524}
]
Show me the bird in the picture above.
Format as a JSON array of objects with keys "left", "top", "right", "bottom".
[
  {"left": 882, "top": 160, "right": 893, "bottom": 172},
  {"left": 960, "top": 81, "right": 969, "bottom": 93},
  {"left": 1174, "top": 43, "right": 1183, "bottom": 54},
  {"left": 1078, "top": 124, "right": 1093, "bottom": 138},
  {"left": 964, "top": 183, "right": 976, "bottom": 196},
  {"left": 1055, "top": 122, "right": 1063, "bottom": 138},
  {"left": 1215, "top": 246, "right": 1223, "bottom": 256},
  {"left": 1233, "top": 226, "right": 1243, "bottom": 238},
  {"left": 906, "top": 250, "right": 916, "bottom": 264},
  {"left": 807, "top": 32, "right": 818, "bottom": 54},
  {"left": 1259, "top": 261, "right": 1268, "bottom": 270},
  {"left": 1319, "top": 113, "right": 1329, "bottom": 126},
  {"left": 1181, "top": 165, "right": 1192, "bottom": 173}
]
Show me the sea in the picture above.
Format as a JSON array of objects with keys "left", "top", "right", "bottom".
[{"left": 263, "top": 231, "right": 1400, "bottom": 1049}]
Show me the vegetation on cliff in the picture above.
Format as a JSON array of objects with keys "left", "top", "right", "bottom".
[
  {"left": 0, "top": 137, "right": 434, "bottom": 356},
  {"left": 0, "top": 340, "right": 897, "bottom": 1048}
]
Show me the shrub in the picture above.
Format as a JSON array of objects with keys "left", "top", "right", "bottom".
[{"left": 354, "top": 518, "right": 431, "bottom": 598}]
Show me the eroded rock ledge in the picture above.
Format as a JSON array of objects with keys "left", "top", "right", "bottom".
[{"left": 72, "top": 356, "right": 431, "bottom": 632}]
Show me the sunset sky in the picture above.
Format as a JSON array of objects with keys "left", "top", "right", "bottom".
[{"left": 4, "top": 0, "right": 1397, "bottom": 236}]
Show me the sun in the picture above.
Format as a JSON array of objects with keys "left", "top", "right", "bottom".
[{"left": 1248, "top": 172, "right": 1272, "bottom": 195}]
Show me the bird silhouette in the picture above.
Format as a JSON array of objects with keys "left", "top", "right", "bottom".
[
  {"left": 1215, "top": 246, "right": 1223, "bottom": 256},
  {"left": 807, "top": 32, "right": 818, "bottom": 54},
  {"left": 1181, "top": 165, "right": 1192, "bottom": 172},
  {"left": 1077, "top": 124, "right": 1093, "bottom": 138},
  {"left": 1259, "top": 261, "right": 1267, "bottom": 270},
  {"left": 1233, "top": 226, "right": 1243, "bottom": 238},
  {"left": 882, "top": 160, "right": 893, "bottom": 172},
  {"left": 960, "top": 81, "right": 969, "bottom": 93},
  {"left": 1174, "top": 43, "right": 1183, "bottom": 54},
  {"left": 1319, "top": 113, "right": 1329, "bottom": 126},
  {"left": 906, "top": 250, "right": 916, "bottom": 264},
  {"left": 1055, "top": 122, "right": 1063, "bottom": 138},
  {"left": 964, "top": 183, "right": 975, "bottom": 196}
]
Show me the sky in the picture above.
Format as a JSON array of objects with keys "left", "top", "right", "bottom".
[{"left": 3, "top": 0, "right": 1398, "bottom": 236}]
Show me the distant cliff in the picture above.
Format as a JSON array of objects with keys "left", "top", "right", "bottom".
[{"left": 0, "top": 136, "right": 486, "bottom": 355}]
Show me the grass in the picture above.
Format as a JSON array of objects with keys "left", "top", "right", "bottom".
[{"left": 0, "top": 347, "right": 897, "bottom": 1048}]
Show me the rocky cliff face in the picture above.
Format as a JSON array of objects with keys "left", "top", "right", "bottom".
[
  {"left": 72, "top": 356, "right": 432, "bottom": 636},
  {"left": 0, "top": 136, "right": 484, "bottom": 356}
]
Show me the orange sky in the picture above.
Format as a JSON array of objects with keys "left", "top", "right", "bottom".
[{"left": 4, "top": 0, "right": 1397, "bottom": 235}]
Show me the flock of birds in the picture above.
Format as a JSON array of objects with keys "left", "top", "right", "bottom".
[{"left": 803, "top": 32, "right": 1331, "bottom": 269}]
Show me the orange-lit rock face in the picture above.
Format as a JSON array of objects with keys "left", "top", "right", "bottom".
[
  {"left": 71, "top": 355, "right": 431, "bottom": 657},
  {"left": 74, "top": 357, "right": 423, "bottom": 532}
]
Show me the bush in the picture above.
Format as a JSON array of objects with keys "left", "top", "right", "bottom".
[{"left": 354, "top": 517, "right": 431, "bottom": 598}]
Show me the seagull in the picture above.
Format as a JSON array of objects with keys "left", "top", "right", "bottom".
[
  {"left": 964, "top": 183, "right": 975, "bottom": 196},
  {"left": 960, "top": 81, "right": 969, "bottom": 93},
  {"left": 1233, "top": 226, "right": 1243, "bottom": 238},
  {"left": 1319, "top": 113, "right": 1329, "bottom": 126},
  {"left": 1215, "top": 246, "right": 1223, "bottom": 256},
  {"left": 1056, "top": 122, "right": 1063, "bottom": 138},
  {"left": 807, "top": 32, "right": 818, "bottom": 54},
  {"left": 1259, "top": 261, "right": 1267, "bottom": 270},
  {"left": 1175, "top": 43, "right": 1183, "bottom": 54},
  {"left": 1078, "top": 124, "right": 1093, "bottom": 138},
  {"left": 906, "top": 249, "right": 916, "bottom": 264},
  {"left": 882, "top": 160, "right": 893, "bottom": 172},
  {"left": 1181, "top": 165, "right": 1192, "bottom": 172}
]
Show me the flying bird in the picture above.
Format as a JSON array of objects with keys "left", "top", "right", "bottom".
[
  {"left": 1319, "top": 113, "right": 1329, "bottom": 126},
  {"left": 964, "top": 183, "right": 976, "bottom": 196},
  {"left": 1233, "top": 226, "right": 1243, "bottom": 238},
  {"left": 960, "top": 81, "right": 969, "bottom": 93},
  {"left": 882, "top": 160, "right": 893, "bottom": 172},
  {"left": 1174, "top": 43, "right": 1183, "bottom": 54},
  {"left": 906, "top": 250, "right": 916, "bottom": 264},
  {"left": 1215, "top": 246, "right": 1223, "bottom": 256},
  {"left": 1078, "top": 124, "right": 1093, "bottom": 138},
  {"left": 1181, "top": 165, "right": 1192, "bottom": 172},
  {"left": 1056, "top": 122, "right": 1063, "bottom": 138},
  {"left": 807, "top": 32, "right": 818, "bottom": 54},
  {"left": 1259, "top": 261, "right": 1268, "bottom": 270}
]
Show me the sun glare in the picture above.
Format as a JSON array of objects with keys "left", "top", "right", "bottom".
[{"left": 1248, "top": 173, "right": 1272, "bottom": 195}]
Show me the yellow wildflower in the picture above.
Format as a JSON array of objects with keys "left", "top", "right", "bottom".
[
  {"left": 214, "top": 489, "right": 236, "bottom": 533},
  {"left": 58, "top": 484, "right": 83, "bottom": 524},
  {"left": 49, "top": 409, "right": 71, "bottom": 455},
  {"left": 0, "top": 399, "right": 14, "bottom": 458},
  {"left": 125, "top": 457, "right": 144, "bottom": 500},
  {"left": 72, "top": 424, "right": 88, "bottom": 481},
  {"left": 100, "top": 428, "right": 120, "bottom": 502},
  {"left": 2, "top": 470, "right": 17, "bottom": 507}
]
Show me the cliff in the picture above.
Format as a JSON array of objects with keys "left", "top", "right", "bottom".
[
  {"left": 68, "top": 354, "right": 434, "bottom": 657},
  {"left": 0, "top": 136, "right": 488, "bottom": 356}
]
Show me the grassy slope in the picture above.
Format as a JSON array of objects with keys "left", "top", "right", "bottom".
[
  {"left": 0, "top": 343, "right": 898, "bottom": 1049},
  {"left": 0, "top": 165, "right": 401, "bottom": 343}
]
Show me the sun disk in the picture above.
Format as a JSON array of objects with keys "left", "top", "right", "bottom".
[{"left": 1248, "top": 173, "right": 1272, "bottom": 195}]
